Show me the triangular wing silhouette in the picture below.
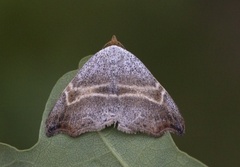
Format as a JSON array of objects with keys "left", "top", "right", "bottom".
[{"left": 46, "top": 36, "right": 185, "bottom": 137}]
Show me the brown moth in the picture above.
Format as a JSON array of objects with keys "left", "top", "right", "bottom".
[{"left": 45, "top": 35, "right": 185, "bottom": 137}]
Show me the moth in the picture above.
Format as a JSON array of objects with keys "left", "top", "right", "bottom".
[{"left": 45, "top": 36, "right": 185, "bottom": 137}]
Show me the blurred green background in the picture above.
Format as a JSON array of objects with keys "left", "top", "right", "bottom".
[{"left": 0, "top": 1, "right": 239, "bottom": 166}]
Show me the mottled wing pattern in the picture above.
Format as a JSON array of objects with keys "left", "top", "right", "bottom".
[{"left": 45, "top": 45, "right": 185, "bottom": 137}]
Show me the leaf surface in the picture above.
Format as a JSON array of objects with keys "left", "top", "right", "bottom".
[{"left": 0, "top": 56, "right": 207, "bottom": 167}]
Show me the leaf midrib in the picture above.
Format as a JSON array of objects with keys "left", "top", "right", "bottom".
[{"left": 98, "top": 132, "right": 129, "bottom": 167}]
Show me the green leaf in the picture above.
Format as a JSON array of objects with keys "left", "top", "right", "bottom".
[{"left": 0, "top": 56, "right": 207, "bottom": 167}]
